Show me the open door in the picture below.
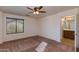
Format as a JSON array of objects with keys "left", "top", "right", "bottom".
[
  {"left": 76, "top": 14, "right": 79, "bottom": 51},
  {"left": 0, "top": 12, "right": 3, "bottom": 43}
]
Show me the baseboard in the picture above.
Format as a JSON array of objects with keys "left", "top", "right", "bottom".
[
  {"left": 2, "top": 35, "right": 60, "bottom": 44},
  {"left": 38, "top": 35, "right": 60, "bottom": 43},
  {"left": 3, "top": 35, "right": 39, "bottom": 43}
]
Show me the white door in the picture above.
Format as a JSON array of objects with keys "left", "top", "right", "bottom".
[
  {"left": 0, "top": 12, "right": 3, "bottom": 43},
  {"left": 76, "top": 14, "right": 79, "bottom": 48}
]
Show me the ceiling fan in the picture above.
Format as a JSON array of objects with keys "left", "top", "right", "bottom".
[{"left": 26, "top": 6, "right": 46, "bottom": 16}]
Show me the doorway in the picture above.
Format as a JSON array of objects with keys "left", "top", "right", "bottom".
[{"left": 61, "top": 16, "right": 75, "bottom": 47}]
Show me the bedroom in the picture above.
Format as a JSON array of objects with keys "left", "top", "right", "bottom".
[{"left": 0, "top": 6, "right": 78, "bottom": 52}]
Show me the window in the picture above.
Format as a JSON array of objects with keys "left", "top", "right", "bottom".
[{"left": 6, "top": 17, "right": 24, "bottom": 34}]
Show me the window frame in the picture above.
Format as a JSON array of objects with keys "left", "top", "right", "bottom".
[{"left": 6, "top": 17, "right": 24, "bottom": 34}]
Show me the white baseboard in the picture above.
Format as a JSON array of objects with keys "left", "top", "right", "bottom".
[{"left": 38, "top": 35, "right": 60, "bottom": 42}]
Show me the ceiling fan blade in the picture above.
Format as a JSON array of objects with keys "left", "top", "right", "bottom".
[
  {"left": 39, "top": 6, "right": 43, "bottom": 10},
  {"left": 39, "top": 11, "right": 46, "bottom": 13},
  {"left": 27, "top": 7, "right": 33, "bottom": 11},
  {"left": 28, "top": 12, "right": 33, "bottom": 14},
  {"left": 25, "top": 12, "right": 33, "bottom": 16},
  {"left": 25, "top": 14, "right": 30, "bottom": 16},
  {"left": 34, "top": 7, "right": 37, "bottom": 11}
]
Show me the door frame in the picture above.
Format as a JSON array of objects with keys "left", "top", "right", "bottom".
[{"left": 60, "top": 15, "right": 76, "bottom": 51}]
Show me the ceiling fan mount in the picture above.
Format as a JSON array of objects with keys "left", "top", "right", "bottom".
[{"left": 26, "top": 6, "right": 46, "bottom": 16}]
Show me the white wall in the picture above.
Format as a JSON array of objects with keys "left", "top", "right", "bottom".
[
  {"left": 38, "top": 8, "right": 77, "bottom": 42},
  {"left": 0, "top": 8, "right": 78, "bottom": 43},
  {"left": 1, "top": 13, "right": 38, "bottom": 42},
  {"left": 38, "top": 15, "right": 60, "bottom": 42},
  {"left": 57, "top": 8, "right": 77, "bottom": 39}
]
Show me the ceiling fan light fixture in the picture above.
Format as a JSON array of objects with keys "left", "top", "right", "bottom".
[
  {"left": 26, "top": 6, "right": 46, "bottom": 16},
  {"left": 36, "top": 11, "right": 39, "bottom": 14},
  {"left": 33, "top": 11, "right": 39, "bottom": 14},
  {"left": 33, "top": 12, "right": 36, "bottom": 14}
]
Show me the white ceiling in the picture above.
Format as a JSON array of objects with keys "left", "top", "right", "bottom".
[{"left": 0, "top": 6, "right": 78, "bottom": 18}]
